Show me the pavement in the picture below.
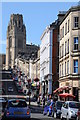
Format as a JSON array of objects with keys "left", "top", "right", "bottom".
[{"left": 27, "top": 101, "right": 44, "bottom": 114}]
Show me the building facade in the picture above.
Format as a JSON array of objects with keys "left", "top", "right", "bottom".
[
  {"left": 40, "top": 26, "right": 53, "bottom": 95},
  {"left": 6, "top": 14, "right": 26, "bottom": 70},
  {"left": 6, "top": 13, "right": 40, "bottom": 80},
  {"left": 15, "top": 48, "right": 40, "bottom": 81},
  {"left": 40, "top": 12, "right": 65, "bottom": 96},
  {"left": 59, "top": 5, "right": 80, "bottom": 101}
]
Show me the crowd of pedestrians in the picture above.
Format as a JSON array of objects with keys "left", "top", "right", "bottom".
[{"left": 37, "top": 94, "right": 56, "bottom": 107}]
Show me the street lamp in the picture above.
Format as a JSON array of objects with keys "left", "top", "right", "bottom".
[
  {"left": 27, "top": 79, "right": 31, "bottom": 106},
  {"left": 34, "top": 78, "right": 39, "bottom": 100}
]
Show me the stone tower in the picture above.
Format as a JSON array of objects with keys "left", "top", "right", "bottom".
[{"left": 6, "top": 14, "right": 26, "bottom": 70}]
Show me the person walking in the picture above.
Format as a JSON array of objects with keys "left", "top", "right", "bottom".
[{"left": 37, "top": 96, "right": 40, "bottom": 106}]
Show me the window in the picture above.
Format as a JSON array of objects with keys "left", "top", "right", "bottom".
[
  {"left": 74, "top": 37, "right": 78, "bottom": 50},
  {"left": 67, "top": 60, "right": 69, "bottom": 74},
  {"left": 74, "top": 17, "right": 79, "bottom": 28},
  {"left": 18, "top": 39, "right": 23, "bottom": 48},
  {"left": 62, "top": 63, "right": 63, "bottom": 76},
  {"left": 15, "top": 20, "right": 17, "bottom": 26},
  {"left": 68, "top": 20, "right": 70, "bottom": 32},
  {"left": 19, "top": 20, "right": 20, "bottom": 28},
  {"left": 9, "top": 100, "right": 27, "bottom": 107},
  {"left": 62, "top": 26, "right": 64, "bottom": 37},
  {"left": 65, "top": 62, "right": 66, "bottom": 75},
  {"left": 9, "top": 36, "right": 12, "bottom": 48},
  {"left": 74, "top": 60, "right": 78, "bottom": 73},
  {"left": 65, "top": 23, "right": 67, "bottom": 35},
  {"left": 60, "top": 29, "right": 62, "bottom": 39},
  {"left": 68, "top": 39, "right": 69, "bottom": 53},
  {"left": 60, "top": 64, "right": 61, "bottom": 77},
  {"left": 9, "top": 51, "right": 12, "bottom": 64},
  {"left": 62, "top": 44, "right": 64, "bottom": 57},
  {"left": 65, "top": 41, "right": 67, "bottom": 55},
  {"left": 60, "top": 46, "right": 61, "bottom": 58},
  {"left": 11, "top": 20, "right": 12, "bottom": 29}
]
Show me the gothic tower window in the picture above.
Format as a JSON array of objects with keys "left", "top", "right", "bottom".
[
  {"left": 15, "top": 20, "right": 17, "bottom": 26},
  {"left": 19, "top": 20, "right": 20, "bottom": 28},
  {"left": 22, "top": 25, "right": 24, "bottom": 32},
  {"left": 9, "top": 51, "right": 12, "bottom": 64},
  {"left": 18, "top": 39, "right": 23, "bottom": 48},
  {"left": 9, "top": 36, "right": 12, "bottom": 48},
  {"left": 11, "top": 20, "right": 12, "bottom": 29}
]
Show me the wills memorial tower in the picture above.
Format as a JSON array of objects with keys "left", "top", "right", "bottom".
[{"left": 6, "top": 14, "right": 26, "bottom": 70}]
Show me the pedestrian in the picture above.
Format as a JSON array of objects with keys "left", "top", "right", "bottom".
[
  {"left": 42, "top": 95, "right": 45, "bottom": 108},
  {"left": 37, "top": 96, "right": 40, "bottom": 106}
]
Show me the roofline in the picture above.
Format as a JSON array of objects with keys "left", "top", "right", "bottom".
[
  {"left": 40, "top": 26, "right": 50, "bottom": 40},
  {"left": 59, "top": 5, "right": 80, "bottom": 25}
]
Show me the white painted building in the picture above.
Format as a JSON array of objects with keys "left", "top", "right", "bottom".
[{"left": 40, "top": 26, "right": 53, "bottom": 95}]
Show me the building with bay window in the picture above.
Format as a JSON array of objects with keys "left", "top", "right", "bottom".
[{"left": 59, "top": 5, "right": 80, "bottom": 101}]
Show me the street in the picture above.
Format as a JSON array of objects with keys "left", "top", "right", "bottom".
[
  {"left": 29, "top": 105, "right": 59, "bottom": 120},
  {"left": 31, "top": 113, "right": 59, "bottom": 120},
  {"left": 0, "top": 113, "right": 59, "bottom": 120}
]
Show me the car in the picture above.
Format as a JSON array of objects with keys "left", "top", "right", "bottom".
[
  {"left": 53, "top": 101, "right": 64, "bottom": 118},
  {"left": 77, "top": 108, "right": 80, "bottom": 120},
  {"left": 0, "top": 97, "right": 7, "bottom": 118},
  {"left": 61, "top": 101, "right": 80, "bottom": 120},
  {"left": 8, "top": 87, "right": 13, "bottom": 92},
  {"left": 0, "top": 88, "right": 6, "bottom": 95},
  {"left": 43, "top": 100, "right": 55, "bottom": 116},
  {"left": 3, "top": 99, "right": 31, "bottom": 119},
  {"left": 0, "top": 97, "right": 7, "bottom": 112}
]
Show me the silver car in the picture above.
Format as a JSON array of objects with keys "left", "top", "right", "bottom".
[{"left": 61, "top": 101, "right": 80, "bottom": 120}]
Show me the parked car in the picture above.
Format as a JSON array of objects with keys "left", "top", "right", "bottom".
[
  {"left": 53, "top": 101, "right": 65, "bottom": 118},
  {"left": 61, "top": 101, "right": 80, "bottom": 120},
  {"left": 0, "top": 97, "right": 7, "bottom": 114},
  {"left": 43, "top": 100, "right": 55, "bottom": 116},
  {"left": 0, "top": 102, "right": 4, "bottom": 118},
  {"left": 3, "top": 99, "right": 31, "bottom": 119},
  {"left": 8, "top": 87, "right": 13, "bottom": 92},
  {"left": 0, "top": 88, "right": 6, "bottom": 95},
  {"left": 77, "top": 108, "right": 80, "bottom": 120}
]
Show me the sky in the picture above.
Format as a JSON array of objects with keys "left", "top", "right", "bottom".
[{"left": 0, "top": 1, "right": 78, "bottom": 54}]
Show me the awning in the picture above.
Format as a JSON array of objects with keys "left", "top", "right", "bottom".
[
  {"left": 59, "top": 93, "right": 75, "bottom": 98},
  {"left": 53, "top": 86, "right": 71, "bottom": 94}
]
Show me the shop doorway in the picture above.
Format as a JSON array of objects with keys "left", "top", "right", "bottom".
[{"left": 73, "top": 87, "right": 78, "bottom": 101}]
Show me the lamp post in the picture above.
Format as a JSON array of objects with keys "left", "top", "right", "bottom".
[
  {"left": 34, "top": 78, "right": 39, "bottom": 100},
  {"left": 27, "top": 79, "right": 31, "bottom": 106}
]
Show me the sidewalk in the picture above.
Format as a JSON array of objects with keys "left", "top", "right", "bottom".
[
  {"left": 27, "top": 101, "right": 44, "bottom": 114},
  {"left": 27, "top": 101, "right": 43, "bottom": 107}
]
